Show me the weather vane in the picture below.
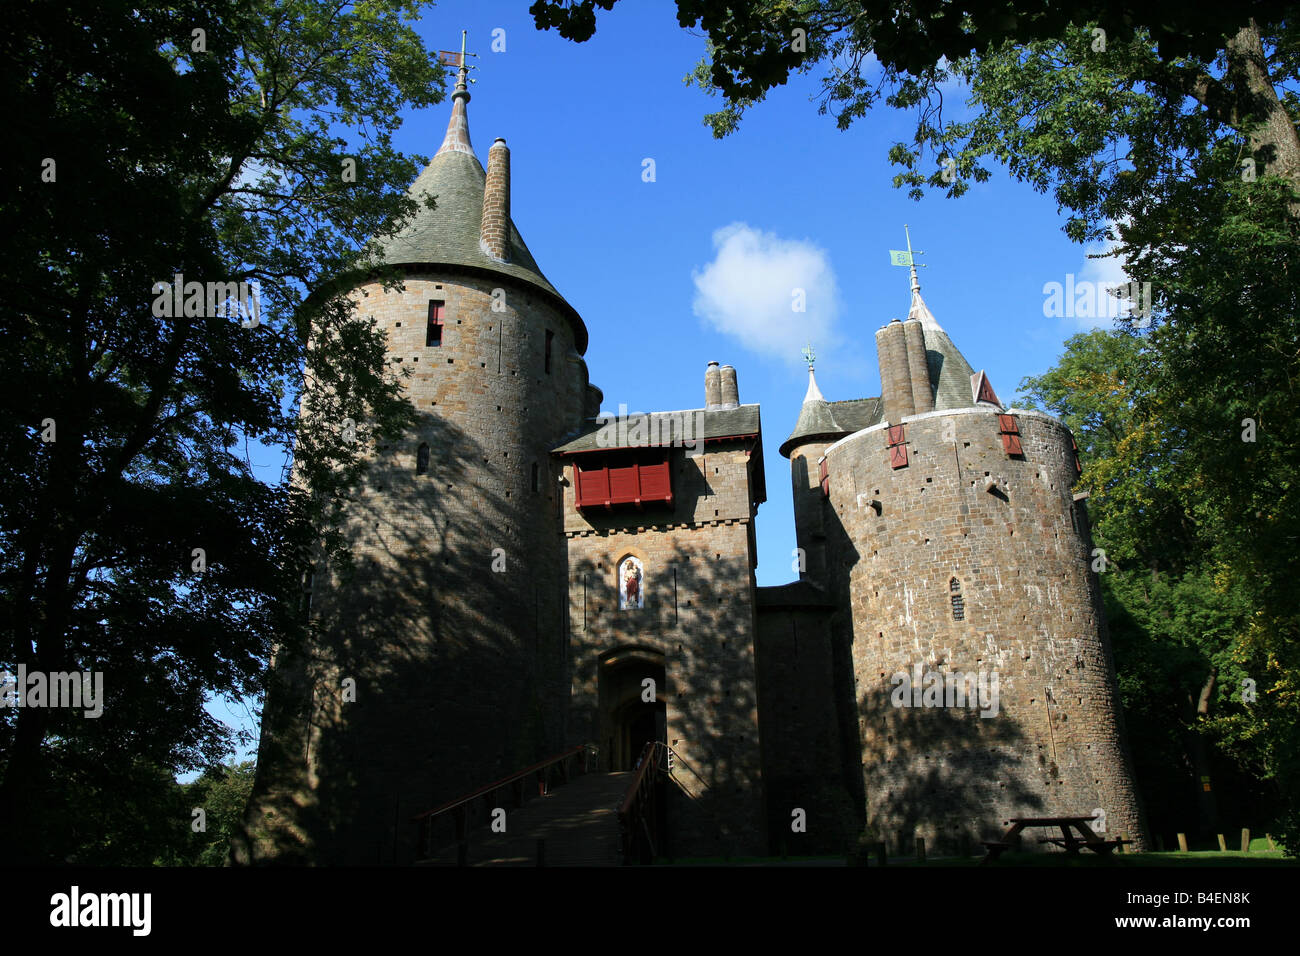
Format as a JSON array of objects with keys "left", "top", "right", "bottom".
[
  {"left": 801, "top": 344, "right": 816, "bottom": 370},
  {"left": 438, "top": 29, "right": 479, "bottom": 86},
  {"left": 889, "top": 224, "right": 927, "bottom": 294}
]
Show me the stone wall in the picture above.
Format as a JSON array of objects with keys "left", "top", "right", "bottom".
[
  {"left": 819, "top": 406, "right": 1149, "bottom": 854},
  {"left": 239, "top": 270, "right": 588, "bottom": 864},
  {"left": 560, "top": 440, "right": 767, "bottom": 857}
]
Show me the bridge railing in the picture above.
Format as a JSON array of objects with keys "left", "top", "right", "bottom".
[
  {"left": 618, "top": 740, "right": 668, "bottom": 864},
  {"left": 411, "top": 743, "right": 597, "bottom": 863}
]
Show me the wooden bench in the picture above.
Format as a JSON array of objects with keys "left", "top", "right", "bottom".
[{"left": 1039, "top": 836, "right": 1133, "bottom": 854}]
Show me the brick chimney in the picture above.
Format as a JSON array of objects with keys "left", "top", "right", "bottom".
[{"left": 481, "top": 138, "right": 510, "bottom": 262}]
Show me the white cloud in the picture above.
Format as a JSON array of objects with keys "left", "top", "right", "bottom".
[
  {"left": 691, "top": 223, "right": 842, "bottom": 362},
  {"left": 1053, "top": 219, "right": 1150, "bottom": 332}
]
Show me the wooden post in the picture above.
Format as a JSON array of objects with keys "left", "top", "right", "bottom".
[
  {"left": 1217, "top": 833, "right": 1227, "bottom": 851},
  {"left": 1241, "top": 828, "right": 1251, "bottom": 853},
  {"left": 1155, "top": 834, "right": 1164, "bottom": 852},
  {"left": 1177, "top": 832, "right": 1188, "bottom": 852},
  {"left": 1118, "top": 832, "right": 1128, "bottom": 854},
  {"left": 1267, "top": 833, "right": 1277, "bottom": 851},
  {"left": 916, "top": 837, "right": 927, "bottom": 863}
]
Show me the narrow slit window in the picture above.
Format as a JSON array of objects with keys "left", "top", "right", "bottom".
[
  {"left": 531, "top": 462, "right": 539, "bottom": 493},
  {"left": 950, "top": 577, "right": 964, "bottom": 621},
  {"left": 416, "top": 442, "right": 430, "bottom": 475},
  {"left": 426, "top": 300, "right": 444, "bottom": 347},
  {"left": 544, "top": 329, "right": 553, "bottom": 374}
]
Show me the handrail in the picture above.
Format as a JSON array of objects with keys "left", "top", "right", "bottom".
[
  {"left": 618, "top": 740, "right": 667, "bottom": 864},
  {"left": 619, "top": 740, "right": 662, "bottom": 816},
  {"left": 411, "top": 743, "right": 590, "bottom": 822}
]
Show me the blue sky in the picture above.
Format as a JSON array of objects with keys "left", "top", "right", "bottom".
[{"left": 211, "top": 0, "right": 1138, "bottom": 771}]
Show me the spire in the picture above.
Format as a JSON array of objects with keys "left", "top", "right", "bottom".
[
  {"left": 887, "top": 227, "right": 977, "bottom": 411},
  {"left": 368, "top": 33, "right": 587, "bottom": 352},
  {"left": 892, "top": 224, "right": 941, "bottom": 332},
  {"left": 801, "top": 344, "right": 824, "bottom": 403},
  {"left": 436, "top": 31, "right": 477, "bottom": 157}
]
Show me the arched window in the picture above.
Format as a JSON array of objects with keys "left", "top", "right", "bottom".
[
  {"left": 950, "top": 577, "right": 964, "bottom": 621},
  {"left": 416, "top": 443, "right": 430, "bottom": 475}
]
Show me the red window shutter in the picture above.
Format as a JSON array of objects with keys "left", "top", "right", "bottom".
[
  {"left": 608, "top": 462, "right": 638, "bottom": 500},
  {"left": 889, "top": 443, "right": 909, "bottom": 469},
  {"left": 887, "top": 424, "right": 906, "bottom": 446},
  {"left": 819, "top": 459, "right": 829, "bottom": 497},
  {"left": 427, "top": 300, "right": 445, "bottom": 347},
  {"left": 998, "top": 414, "right": 1023, "bottom": 457},
  {"left": 640, "top": 459, "right": 672, "bottom": 500}
]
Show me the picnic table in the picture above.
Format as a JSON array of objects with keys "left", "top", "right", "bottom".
[{"left": 980, "top": 816, "right": 1130, "bottom": 864}]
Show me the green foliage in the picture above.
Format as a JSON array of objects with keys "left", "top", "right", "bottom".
[
  {"left": 0, "top": 0, "right": 439, "bottom": 862},
  {"left": 181, "top": 760, "right": 258, "bottom": 866}
]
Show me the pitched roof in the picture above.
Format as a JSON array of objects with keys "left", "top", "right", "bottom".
[
  {"left": 366, "top": 85, "right": 588, "bottom": 352},
  {"left": 552, "top": 404, "right": 761, "bottom": 454},
  {"left": 779, "top": 369, "right": 882, "bottom": 458}
]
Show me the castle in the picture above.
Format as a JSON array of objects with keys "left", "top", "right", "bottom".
[{"left": 236, "top": 66, "right": 1148, "bottom": 863}]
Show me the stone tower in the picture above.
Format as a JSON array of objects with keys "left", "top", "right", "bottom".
[
  {"left": 553, "top": 364, "right": 769, "bottom": 857},
  {"left": 774, "top": 263, "right": 1148, "bottom": 854},
  {"left": 237, "top": 67, "right": 599, "bottom": 864}
]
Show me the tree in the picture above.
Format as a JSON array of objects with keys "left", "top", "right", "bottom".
[
  {"left": 1021, "top": 329, "right": 1295, "bottom": 847},
  {"left": 182, "top": 760, "right": 258, "bottom": 866},
  {"left": 0, "top": 0, "right": 440, "bottom": 863}
]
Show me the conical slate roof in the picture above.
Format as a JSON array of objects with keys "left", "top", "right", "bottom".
[
  {"left": 908, "top": 287, "right": 976, "bottom": 411},
  {"left": 368, "top": 83, "right": 587, "bottom": 351},
  {"left": 780, "top": 368, "right": 883, "bottom": 457}
]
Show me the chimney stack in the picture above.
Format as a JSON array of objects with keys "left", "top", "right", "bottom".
[
  {"left": 876, "top": 319, "right": 915, "bottom": 424},
  {"left": 481, "top": 138, "right": 510, "bottom": 262},
  {"left": 705, "top": 361, "right": 722, "bottom": 409},
  {"left": 719, "top": 365, "right": 740, "bottom": 408},
  {"left": 903, "top": 319, "right": 934, "bottom": 414}
]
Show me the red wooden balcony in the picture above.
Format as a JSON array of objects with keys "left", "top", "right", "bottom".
[{"left": 574, "top": 454, "right": 673, "bottom": 512}]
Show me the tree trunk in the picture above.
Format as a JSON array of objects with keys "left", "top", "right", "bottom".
[
  {"left": 1227, "top": 19, "right": 1300, "bottom": 213},
  {"left": 1183, "top": 670, "right": 1220, "bottom": 838}
]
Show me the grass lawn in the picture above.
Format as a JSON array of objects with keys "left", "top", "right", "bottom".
[{"left": 658, "top": 841, "right": 1294, "bottom": 866}]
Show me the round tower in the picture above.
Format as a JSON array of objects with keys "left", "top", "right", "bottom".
[
  {"left": 241, "top": 67, "right": 594, "bottom": 863},
  {"left": 818, "top": 276, "right": 1147, "bottom": 855}
]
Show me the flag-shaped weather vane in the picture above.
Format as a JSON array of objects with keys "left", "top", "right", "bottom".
[
  {"left": 438, "top": 29, "right": 479, "bottom": 86},
  {"left": 801, "top": 343, "right": 816, "bottom": 371},
  {"left": 889, "top": 225, "right": 927, "bottom": 295}
]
